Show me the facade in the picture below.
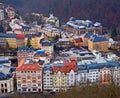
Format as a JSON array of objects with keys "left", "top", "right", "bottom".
[
  {"left": 16, "top": 34, "right": 26, "bottom": 48},
  {"left": 100, "top": 67, "right": 111, "bottom": 85},
  {"left": 43, "top": 64, "right": 53, "bottom": 91},
  {"left": 16, "top": 58, "right": 43, "bottom": 92},
  {"left": 65, "top": 62, "right": 77, "bottom": 88},
  {"left": 88, "top": 34, "right": 108, "bottom": 52},
  {"left": 77, "top": 64, "right": 87, "bottom": 84},
  {"left": 53, "top": 66, "right": 66, "bottom": 91},
  {"left": 113, "top": 67, "right": 120, "bottom": 86}
]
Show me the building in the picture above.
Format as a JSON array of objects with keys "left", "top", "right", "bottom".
[
  {"left": 66, "top": 17, "right": 102, "bottom": 35},
  {"left": 82, "top": 32, "right": 94, "bottom": 46},
  {"left": 87, "top": 63, "right": 100, "bottom": 83},
  {"left": 65, "top": 61, "right": 77, "bottom": 88},
  {"left": 0, "top": 72, "right": 14, "bottom": 94},
  {"left": 41, "top": 41, "right": 54, "bottom": 55},
  {"left": 0, "top": 57, "right": 16, "bottom": 94},
  {"left": 16, "top": 34, "right": 26, "bottom": 48},
  {"left": 26, "top": 33, "right": 44, "bottom": 49},
  {"left": 43, "top": 64, "right": 53, "bottom": 91},
  {"left": 88, "top": 34, "right": 108, "bottom": 52},
  {"left": 16, "top": 58, "right": 43, "bottom": 92},
  {"left": 6, "top": 34, "right": 17, "bottom": 49},
  {"left": 0, "top": 9, "right": 4, "bottom": 20},
  {"left": 17, "top": 47, "right": 34, "bottom": 63},
  {"left": 77, "top": 63, "right": 88, "bottom": 84},
  {"left": 100, "top": 67, "right": 111, "bottom": 85},
  {"left": 71, "top": 36, "right": 83, "bottom": 47},
  {"left": 53, "top": 66, "right": 66, "bottom": 91}
]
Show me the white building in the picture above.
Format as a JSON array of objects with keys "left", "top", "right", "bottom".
[{"left": 43, "top": 65, "right": 53, "bottom": 91}]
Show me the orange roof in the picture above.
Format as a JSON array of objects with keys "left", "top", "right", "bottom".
[
  {"left": 16, "top": 63, "right": 42, "bottom": 71},
  {"left": 53, "top": 61, "right": 77, "bottom": 74}
]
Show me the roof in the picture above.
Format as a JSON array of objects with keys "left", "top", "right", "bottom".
[
  {"left": 16, "top": 63, "right": 42, "bottom": 71},
  {"left": 6, "top": 34, "right": 16, "bottom": 38},
  {"left": 0, "top": 72, "right": 12, "bottom": 80},
  {"left": 90, "top": 35, "right": 108, "bottom": 42},
  {"left": 84, "top": 32, "right": 94, "bottom": 38},
  {"left": 53, "top": 61, "right": 77, "bottom": 74},
  {"left": 16, "top": 34, "right": 25, "bottom": 39}
]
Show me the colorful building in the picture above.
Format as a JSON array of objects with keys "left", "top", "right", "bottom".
[
  {"left": 88, "top": 34, "right": 108, "bottom": 52},
  {"left": 16, "top": 58, "right": 43, "bottom": 92},
  {"left": 53, "top": 66, "right": 66, "bottom": 91}
]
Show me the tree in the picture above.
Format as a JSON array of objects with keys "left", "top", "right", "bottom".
[
  {"left": 111, "top": 28, "right": 118, "bottom": 38},
  {"left": 27, "top": 38, "right": 31, "bottom": 47}
]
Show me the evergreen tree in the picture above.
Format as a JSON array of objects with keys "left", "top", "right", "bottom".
[{"left": 111, "top": 28, "right": 118, "bottom": 38}]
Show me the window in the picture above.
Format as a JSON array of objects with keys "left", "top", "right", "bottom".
[
  {"left": 1, "top": 84, "right": 3, "bottom": 87},
  {"left": 33, "top": 89, "right": 36, "bottom": 91}
]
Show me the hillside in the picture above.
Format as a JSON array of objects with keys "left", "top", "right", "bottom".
[{"left": 2, "top": 0, "right": 120, "bottom": 29}]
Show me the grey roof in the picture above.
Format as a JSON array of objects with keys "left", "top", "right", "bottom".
[{"left": 84, "top": 32, "right": 94, "bottom": 38}]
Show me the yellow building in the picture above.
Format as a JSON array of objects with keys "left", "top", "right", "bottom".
[
  {"left": 6, "top": 34, "right": 17, "bottom": 49},
  {"left": 82, "top": 32, "right": 94, "bottom": 46},
  {"left": 53, "top": 66, "right": 66, "bottom": 92},
  {"left": 25, "top": 33, "right": 44, "bottom": 49},
  {"left": 88, "top": 35, "right": 108, "bottom": 52}
]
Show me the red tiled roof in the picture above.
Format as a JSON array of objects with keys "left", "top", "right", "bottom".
[
  {"left": 16, "top": 34, "right": 25, "bottom": 39},
  {"left": 16, "top": 63, "right": 42, "bottom": 71},
  {"left": 17, "top": 58, "right": 42, "bottom": 71},
  {"left": 53, "top": 61, "right": 77, "bottom": 74},
  {"left": 74, "top": 37, "right": 83, "bottom": 43}
]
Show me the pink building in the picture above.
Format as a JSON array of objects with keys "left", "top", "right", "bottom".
[{"left": 16, "top": 58, "right": 43, "bottom": 92}]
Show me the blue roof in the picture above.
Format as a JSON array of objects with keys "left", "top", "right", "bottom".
[
  {"left": 6, "top": 34, "right": 16, "bottom": 38},
  {"left": 90, "top": 35, "right": 108, "bottom": 42},
  {"left": 84, "top": 32, "right": 94, "bottom": 38},
  {"left": 18, "top": 46, "right": 34, "bottom": 52},
  {"left": 0, "top": 72, "right": 12, "bottom": 80},
  {"left": 43, "top": 65, "right": 53, "bottom": 72},
  {"left": 77, "top": 61, "right": 120, "bottom": 71},
  {"left": 0, "top": 33, "right": 6, "bottom": 37},
  {"left": 36, "top": 49, "right": 45, "bottom": 53}
]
